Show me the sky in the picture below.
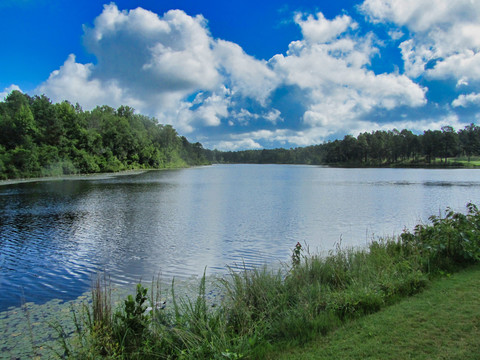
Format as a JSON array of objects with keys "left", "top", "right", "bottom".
[{"left": 1, "top": 0, "right": 480, "bottom": 150}]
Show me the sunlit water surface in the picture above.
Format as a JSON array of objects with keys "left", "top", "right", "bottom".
[{"left": 1, "top": 164, "right": 480, "bottom": 310}]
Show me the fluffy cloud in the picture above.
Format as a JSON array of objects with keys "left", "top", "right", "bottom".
[
  {"left": 452, "top": 93, "right": 480, "bottom": 108},
  {"left": 32, "top": 2, "right": 463, "bottom": 150},
  {"left": 214, "top": 40, "right": 279, "bottom": 104},
  {"left": 83, "top": 5, "right": 219, "bottom": 93},
  {"left": 228, "top": 108, "right": 283, "bottom": 127},
  {"left": 374, "top": 113, "right": 470, "bottom": 135},
  {"left": 294, "top": 12, "right": 356, "bottom": 44},
  {"left": 427, "top": 51, "right": 480, "bottom": 81},
  {"left": 214, "top": 138, "right": 263, "bottom": 151},
  {"left": 37, "top": 54, "right": 143, "bottom": 110},
  {"left": 230, "top": 109, "right": 259, "bottom": 126},
  {"left": 271, "top": 11, "right": 426, "bottom": 133},
  {"left": 361, "top": 0, "right": 480, "bottom": 81},
  {"left": 37, "top": 3, "right": 276, "bottom": 134},
  {"left": 210, "top": 126, "right": 340, "bottom": 151},
  {"left": 176, "top": 88, "right": 231, "bottom": 132},
  {"left": 0, "top": 84, "right": 22, "bottom": 100},
  {"left": 264, "top": 109, "right": 283, "bottom": 124}
]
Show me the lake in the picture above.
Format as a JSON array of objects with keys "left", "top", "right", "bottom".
[{"left": 1, "top": 164, "right": 479, "bottom": 311}]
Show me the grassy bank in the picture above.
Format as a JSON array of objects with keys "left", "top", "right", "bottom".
[
  {"left": 328, "top": 156, "right": 480, "bottom": 168},
  {"left": 272, "top": 264, "right": 480, "bottom": 359},
  {"left": 52, "top": 203, "right": 480, "bottom": 359}
]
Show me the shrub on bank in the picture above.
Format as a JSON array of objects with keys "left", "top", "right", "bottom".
[
  {"left": 401, "top": 202, "right": 480, "bottom": 271},
  {"left": 58, "top": 204, "right": 480, "bottom": 359}
]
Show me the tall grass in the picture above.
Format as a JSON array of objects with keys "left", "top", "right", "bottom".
[
  {"left": 221, "top": 239, "right": 428, "bottom": 350},
  {"left": 58, "top": 203, "right": 480, "bottom": 359}
]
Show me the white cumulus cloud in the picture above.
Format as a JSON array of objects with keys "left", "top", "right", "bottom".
[
  {"left": 214, "top": 39, "right": 279, "bottom": 105},
  {"left": 37, "top": 54, "right": 141, "bottom": 110},
  {"left": 452, "top": 93, "right": 480, "bottom": 107},
  {"left": 294, "top": 12, "right": 357, "bottom": 44},
  {"left": 214, "top": 138, "right": 263, "bottom": 151},
  {"left": 361, "top": 0, "right": 480, "bottom": 81},
  {"left": 176, "top": 89, "right": 231, "bottom": 132},
  {"left": 38, "top": 5, "right": 220, "bottom": 121},
  {"left": 36, "top": 3, "right": 282, "bottom": 135},
  {"left": 270, "top": 11, "right": 426, "bottom": 134},
  {"left": 264, "top": 109, "right": 283, "bottom": 124},
  {"left": 31, "top": 3, "right": 451, "bottom": 150}
]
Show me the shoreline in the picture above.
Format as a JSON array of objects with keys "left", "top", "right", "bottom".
[
  {"left": 214, "top": 161, "right": 480, "bottom": 169},
  {"left": 0, "top": 169, "right": 150, "bottom": 187},
  {"left": 0, "top": 163, "right": 213, "bottom": 187},
  {"left": 2, "top": 162, "right": 478, "bottom": 187},
  {"left": 1, "top": 201, "right": 478, "bottom": 358}
]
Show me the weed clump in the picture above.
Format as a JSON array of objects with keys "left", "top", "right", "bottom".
[{"left": 58, "top": 203, "right": 480, "bottom": 359}]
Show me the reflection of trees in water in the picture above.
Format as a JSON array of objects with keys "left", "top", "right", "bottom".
[{"left": 2, "top": 165, "right": 480, "bottom": 312}]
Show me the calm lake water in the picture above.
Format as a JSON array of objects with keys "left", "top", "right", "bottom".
[{"left": 1, "top": 164, "right": 480, "bottom": 310}]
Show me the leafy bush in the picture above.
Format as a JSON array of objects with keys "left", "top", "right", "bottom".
[{"left": 401, "top": 202, "right": 480, "bottom": 271}]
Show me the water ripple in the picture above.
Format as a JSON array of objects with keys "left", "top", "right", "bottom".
[{"left": 2, "top": 165, "right": 480, "bottom": 310}]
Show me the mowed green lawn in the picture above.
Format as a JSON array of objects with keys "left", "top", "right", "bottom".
[
  {"left": 457, "top": 160, "right": 480, "bottom": 166},
  {"left": 270, "top": 265, "right": 480, "bottom": 360},
  {"left": 449, "top": 156, "right": 480, "bottom": 166}
]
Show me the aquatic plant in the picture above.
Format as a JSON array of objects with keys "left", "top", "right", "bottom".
[
  {"left": 401, "top": 202, "right": 480, "bottom": 272},
  {"left": 54, "top": 203, "right": 480, "bottom": 359},
  {"left": 291, "top": 242, "right": 302, "bottom": 268}
]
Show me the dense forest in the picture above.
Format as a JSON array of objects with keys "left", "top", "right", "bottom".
[
  {"left": 0, "top": 91, "right": 209, "bottom": 180},
  {"left": 2, "top": 90, "right": 479, "bottom": 180},
  {"left": 207, "top": 125, "right": 480, "bottom": 166}
]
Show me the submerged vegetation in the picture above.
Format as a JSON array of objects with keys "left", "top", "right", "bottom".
[{"left": 53, "top": 203, "right": 480, "bottom": 359}]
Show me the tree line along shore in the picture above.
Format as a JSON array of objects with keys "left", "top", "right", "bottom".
[
  {"left": 2, "top": 90, "right": 480, "bottom": 181},
  {"left": 206, "top": 125, "right": 480, "bottom": 167},
  {"left": 0, "top": 91, "right": 209, "bottom": 180}
]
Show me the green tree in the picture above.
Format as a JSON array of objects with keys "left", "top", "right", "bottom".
[
  {"left": 31, "top": 94, "right": 64, "bottom": 146},
  {"left": 357, "top": 133, "right": 369, "bottom": 163},
  {"left": 399, "top": 129, "right": 419, "bottom": 161},
  {"left": 458, "top": 124, "right": 480, "bottom": 161},
  {"left": 3, "top": 90, "right": 31, "bottom": 115},
  {"left": 14, "top": 105, "right": 38, "bottom": 144},
  {"left": 0, "top": 145, "right": 7, "bottom": 179},
  {"left": 56, "top": 101, "right": 84, "bottom": 147},
  {"left": 422, "top": 130, "right": 443, "bottom": 163},
  {"left": 9, "top": 147, "right": 40, "bottom": 176},
  {"left": 340, "top": 135, "right": 360, "bottom": 162},
  {"left": 370, "top": 131, "right": 387, "bottom": 162},
  {"left": 441, "top": 126, "right": 459, "bottom": 163}
]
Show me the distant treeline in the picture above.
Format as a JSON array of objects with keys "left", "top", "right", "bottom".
[
  {"left": 206, "top": 125, "right": 480, "bottom": 166},
  {"left": 0, "top": 91, "right": 208, "bottom": 180},
  {"left": 2, "top": 90, "right": 479, "bottom": 180}
]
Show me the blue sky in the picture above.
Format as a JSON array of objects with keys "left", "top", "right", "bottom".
[{"left": 1, "top": 0, "right": 480, "bottom": 150}]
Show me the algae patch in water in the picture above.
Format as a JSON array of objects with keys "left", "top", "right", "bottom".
[
  {"left": 0, "top": 296, "right": 88, "bottom": 359},
  {"left": 0, "top": 275, "right": 224, "bottom": 359}
]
